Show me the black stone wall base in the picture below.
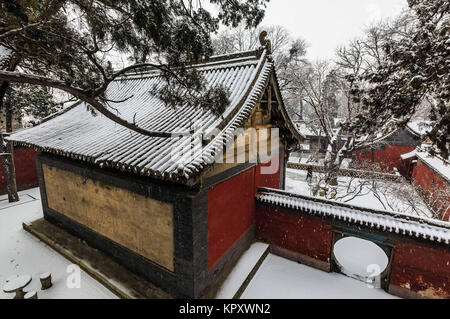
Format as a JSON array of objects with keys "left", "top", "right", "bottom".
[
  {"left": 269, "top": 244, "right": 331, "bottom": 273},
  {"left": 388, "top": 284, "right": 429, "bottom": 299}
]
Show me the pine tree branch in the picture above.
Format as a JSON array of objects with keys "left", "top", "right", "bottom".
[
  {"left": 0, "top": 70, "right": 174, "bottom": 138},
  {"left": 0, "top": 22, "right": 44, "bottom": 39}
]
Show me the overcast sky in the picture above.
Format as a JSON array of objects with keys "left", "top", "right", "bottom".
[{"left": 261, "top": 0, "right": 408, "bottom": 60}]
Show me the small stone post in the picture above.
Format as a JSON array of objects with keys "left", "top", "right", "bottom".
[{"left": 40, "top": 272, "right": 52, "bottom": 290}]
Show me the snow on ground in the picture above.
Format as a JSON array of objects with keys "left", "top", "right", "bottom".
[
  {"left": 288, "top": 153, "right": 324, "bottom": 165},
  {"left": 216, "top": 242, "right": 269, "bottom": 299},
  {"left": 285, "top": 169, "right": 311, "bottom": 194},
  {"left": 241, "top": 254, "right": 398, "bottom": 299},
  {"left": 285, "top": 168, "right": 434, "bottom": 219},
  {"left": 0, "top": 188, "right": 117, "bottom": 299},
  {"left": 0, "top": 188, "right": 403, "bottom": 300}
]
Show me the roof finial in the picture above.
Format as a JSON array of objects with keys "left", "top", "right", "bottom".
[{"left": 259, "top": 30, "right": 272, "bottom": 54}]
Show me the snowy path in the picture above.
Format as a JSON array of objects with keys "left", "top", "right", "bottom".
[
  {"left": 216, "top": 242, "right": 269, "bottom": 298},
  {"left": 0, "top": 188, "right": 117, "bottom": 299},
  {"left": 241, "top": 254, "right": 398, "bottom": 299}
]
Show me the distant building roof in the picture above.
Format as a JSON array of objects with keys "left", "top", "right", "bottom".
[
  {"left": 294, "top": 121, "right": 325, "bottom": 138},
  {"left": 401, "top": 148, "right": 450, "bottom": 184},
  {"left": 9, "top": 47, "right": 302, "bottom": 185},
  {"left": 406, "top": 120, "right": 432, "bottom": 138},
  {"left": 416, "top": 150, "right": 450, "bottom": 184},
  {"left": 400, "top": 150, "right": 417, "bottom": 160}
]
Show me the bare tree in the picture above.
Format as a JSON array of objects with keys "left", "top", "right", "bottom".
[
  {"left": 303, "top": 159, "right": 436, "bottom": 219},
  {"left": 290, "top": 16, "right": 419, "bottom": 188},
  {"left": 213, "top": 25, "right": 294, "bottom": 56},
  {"left": 213, "top": 24, "right": 308, "bottom": 112},
  {"left": 418, "top": 180, "right": 450, "bottom": 221}
]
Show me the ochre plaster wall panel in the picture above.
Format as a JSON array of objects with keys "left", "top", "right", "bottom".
[{"left": 43, "top": 164, "right": 174, "bottom": 271}]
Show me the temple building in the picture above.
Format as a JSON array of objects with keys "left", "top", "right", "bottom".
[{"left": 9, "top": 39, "right": 303, "bottom": 298}]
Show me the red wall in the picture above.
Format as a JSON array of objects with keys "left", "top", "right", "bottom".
[
  {"left": 255, "top": 206, "right": 333, "bottom": 264},
  {"left": 0, "top": 148, "right": 40, "bottom": 194},
  {"left": 255, "top": 157, "right": 281, "bottom": 189},
  {"left": 356, "top": 145, "right": 416, "bottom": 173},
  {"left": 412, "top": 160, "right": 450, "bottom": 221},
  {"left": 390, "top": 241, "right": 450, "bottom": 298},
  {"left": 208, "top": 168, "right": 256, "bottom": 268},
  {"left": 255, "top": 203, "right": 450, "bottom": 299},
  {"left": 207, "top": 155, "right": 281, "bottom": 268}
]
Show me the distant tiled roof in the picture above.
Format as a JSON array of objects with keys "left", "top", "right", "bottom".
[
  {"left": 10, "top": 48, "right": 302, "bottom": 185},
  {"left": 257, "top": 188, "right": 450, "bottom": 244},
  {"left": 406, "top": 120, "right": 432, "bottom": 138},
  {"left": 294, "top": 121, "right": 325, "bottom": 137},
  {"left": 400, "top": 148, "right": 450, "bottom": 184}
]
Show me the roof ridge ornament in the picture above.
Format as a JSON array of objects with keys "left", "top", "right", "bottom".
[{"left": 259, "top": 30, "right": 272, "bottom": 54}]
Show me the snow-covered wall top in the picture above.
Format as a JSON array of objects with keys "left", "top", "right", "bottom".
[
  {"left": 415, "top": 151, "right": 450, "bottom": 184},
  {"left": 257, "top": 188, "right": 450, "bottom": 244},
  {"left": 9, "top": 48, "right": 302, "bottom": 185},
  {"left": 401, "top": 149, "right": 450, "bottom": 184}
]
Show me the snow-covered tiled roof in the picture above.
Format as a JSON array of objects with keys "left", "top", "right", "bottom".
[
  {"left": 406, "top": 120, "right": 432, "bottom": 138},
  {"left": 294, "top": 121, "right": 325, "bottom": 137},
  {"left": 9, "top": 47, "right": 302, "bottom": 185},
  {"left": 400, "top": 150, "right": 417, "bottom": 160},
  {"left": 257, "top": 188, "right": 450, "bottom": 244}
]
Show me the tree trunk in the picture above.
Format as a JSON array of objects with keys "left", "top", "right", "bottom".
[
  {"left": 1, "top": 138, "right": 19, "bottom": 202},
  {"left": 325, "top": 158, "right": 339, "bottom": 186},
  {"left": 324, "top": 135, "right": 351, "bottom": 187},
  {"left": 0, "top": 54, "right": 21, "bottom": 202},
  {"left": 2, "top": 100, "right": 19, "bottom": 202},
  {"left": 326, "top": 166, "right": 339, "bottom": 186},
  {"left": 324, "top": 139, "right": 339, "bottom": 186}
]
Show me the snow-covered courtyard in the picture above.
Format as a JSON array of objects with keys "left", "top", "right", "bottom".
[
  {"left": 218, "top": 243, "right": 397, "bottom": 299},
  {"left": 285, "top": 167, "right": 435, "bottom": 220},
  {"left": 0, "top": 188, "right": 117, "bottom": 299},
  {"left": 1, "top": 187, "right": 399, "bottom": 299}
]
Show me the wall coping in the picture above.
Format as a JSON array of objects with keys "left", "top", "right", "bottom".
[{"left": 256, "top": 188, "right": 450, "bottom": 244}]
